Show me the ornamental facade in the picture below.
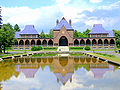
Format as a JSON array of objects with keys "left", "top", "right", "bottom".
[{"left": 13, "top": 17, "right": 116, "bottom": 50}]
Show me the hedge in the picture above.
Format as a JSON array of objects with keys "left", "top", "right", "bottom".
[
  {"left": 31, "top": 46, "right": 42, "bottom": 51},
  {"left": 43, "top": 47, "right": 57, "bottom": 50},
  {"left": 84, "top": 46, "right": 91, "bottom": 50},
  {"left": 69, "top": 47, "right": 83, "bottom": 49}
]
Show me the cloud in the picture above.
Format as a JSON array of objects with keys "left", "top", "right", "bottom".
[
  {"left": 2, "top": 0, "right": 120, "bottom": 33},
  {"left": 2, "top": 6, "right": 63, "bottom": 33},
  {"left": 90, "top": 0, "right": 102, "bottom": 3},
  {"left": 56, "top": 0, "right": 71, "bottom": 4}
]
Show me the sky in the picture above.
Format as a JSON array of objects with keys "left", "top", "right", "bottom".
[{"left": 1, "top": 0, "right": 120, "bottom": 33}]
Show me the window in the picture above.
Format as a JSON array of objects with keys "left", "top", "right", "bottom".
[
  {"left": 91, "top": 35, "right": 96, "bottom": 37},
  {"left": 97, "top": 35, "right": 101, "bottom": 37},
  {"left": 26, "top": 35, "right": 31, "bottom": 38},
  {"left": 20, "top": 35, "right": 25, "bottom": 38},
  {"left": 103, "top": 34, "right": 107, "bottom": 37},
  {"left": 32, "top": 35, "right": 36, "bottom": 38}
]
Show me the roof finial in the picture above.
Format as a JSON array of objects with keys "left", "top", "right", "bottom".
[{"left": 62, "top": 17, "right": 65, "bottom": 20}]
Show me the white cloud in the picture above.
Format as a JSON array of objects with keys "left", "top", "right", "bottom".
[
  {"left": 56, "top": 0, "right": 71, "bottom": 4},
  {"left": 2, "top": 6, "right": 62, "bottom": 33},
  {"left": 90, "top": 0, "right": 102, "bottom": 3},
  {"left": 2, "top": 0, "right": 120, "bottom": 33}
]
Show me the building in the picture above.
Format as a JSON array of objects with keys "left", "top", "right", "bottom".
[
  {"left": 14, "top": 56, "right": 115, "bottom": 85},
  {"left": 13, "top": 17, "right": 116, "bottom": 50},
  {"left": 0, "top": 7, "right": 2, "bottom": 29}
]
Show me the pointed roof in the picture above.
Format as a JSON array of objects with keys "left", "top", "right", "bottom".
[
  {"left": 89, "top": 24, "right": 114, "bottom": 37},
  {"left": 89, "top": 24, "right": 108, "bottom": 34},
  {"left": 91, "top": 65, "right": 114, "bottom": 79},
  {"left": 54, "top": 73, "right": 73, "bottom": 85},
  {"left": 53, "top": 17, "right": 73, "bottom": 30},
  {"left": 20, "top": 25, "right": 39, "bottom": 34},
  {"left": 21, "top": 69, "right": 38, "bottom": 78}
]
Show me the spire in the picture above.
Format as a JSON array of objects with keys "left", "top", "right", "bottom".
[
  {"left": 56, "top": 19, "right": 59, "bottom": 25},
  {"left": 69, "top": 19, "right": 71, "bottom": 26},
  {"left": 62, "top": 17, "right": 65, "bottom": 20}
]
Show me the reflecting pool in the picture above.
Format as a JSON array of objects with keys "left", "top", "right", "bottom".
[{"left": 0, "top": 55, "right": 120, "bottom": 90}]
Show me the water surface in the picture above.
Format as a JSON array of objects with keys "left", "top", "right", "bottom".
[{"left": 0, "top": 56, "right": 120, "bottom": 90}]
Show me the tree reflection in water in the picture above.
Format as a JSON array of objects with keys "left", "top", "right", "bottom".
[{"left": 0, "top": 56, "right": 118, "bottom": 87}]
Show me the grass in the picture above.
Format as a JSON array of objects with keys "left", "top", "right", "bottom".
[
  {"left": 32, "top": 53, "right": 57, "bottom": 57},
  {"left": 43, "top": 47, "right": 57, "bottom": 51},
  {"left": 87, "top": 52, "right": 120, "bottom": 64},
  {"left": 69, "top": 53, "right": 84, "bottom": 56},
  {"left": 0, "top": 52, "right": 27, "bottom": 58}
]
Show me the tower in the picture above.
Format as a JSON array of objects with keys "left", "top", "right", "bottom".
[{"left": 0, "top": 7, "right": 2, "bottom": 29}]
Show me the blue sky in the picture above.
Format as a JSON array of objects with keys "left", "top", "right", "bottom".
[{"left": 1, "top": 0, "right": 120, "bottom": 33}]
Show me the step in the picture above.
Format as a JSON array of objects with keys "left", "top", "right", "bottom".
[{"left": 57, "top": 46, "right": 69, "bottom": 52}]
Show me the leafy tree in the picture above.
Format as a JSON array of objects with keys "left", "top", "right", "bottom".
[
  {"left": 49, "top": 29, "right": 54, "bottom": 38},
  {"left": 40, "top": 30, "right": 45, "bottom": 38},
  {"left": 14, "top": 24, "right": 20, "bottom": 32},
  {"left": 74, "top": 29, "right": 91, "bottom": 38},
  {"left": 0, "top": 23, "right": 16, "bottom": 53},
  {"left": 73, "top": 30, "right": 78, "bottom": 38},
  {"left": 40, "top": 29, "right": 53, "bottom": 38},
  {"left": 83, "top": 29, "right": 91, "bottom": 37},
  {"left": 113, "top": 29, "right": 120, "bottom": 47}
]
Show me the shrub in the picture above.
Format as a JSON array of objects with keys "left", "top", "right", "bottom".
[
  {"left": 43, "top": 47, "right": 57, "bottom": 50},
  {"left": 6, "top": 47, "right": 12, "bottom": 50},
  {"left": 37, "top": 46, "right": 42, "bottom": 50},
  {"left": 31, "top": 46, "right": 38, "bottom": 51},
  {"left": 69, "top": 47, "right": 83, "bottom": 50},
  {"left": 84, "top": 46, "right": 91, "bottom": 50},
  {"left": 31, "top": 46, "right": 42, "bottom": 51}
]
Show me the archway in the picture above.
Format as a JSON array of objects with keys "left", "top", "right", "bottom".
[
  {"left": 110, "top": 39, "right": 115, "bottom": 46},
  {"left": 59, "top": 36, "right": 68, "bottom": 46},
  {"left": 98, "top": 39, "right": 102, "bottom": 46},
  {"left": 42, "top": 40, "right": 47, "bottom": 46},
  {"left": 25, "top": 40, "right": 29, "bottom": 45},
  {"left": 15, "top": 41, "right": 18, "bottom": 45},
  {"left": 80, "top": 39, "right": 85, "bottom": 46},
  {"left": 92, "top": 39, "right": 97, "bottom": 46},
  {"left": 48, "top": 40, "right": 53, "bottom": 46},
  {"left": 31, "top": 40, "right": 35, "bottom": 45},
  {"left": 37, "top": 40, "right": 41, "bottom": 46},
  {"left": 86, "top": 39, "right": 91, "bottom": 46},
  {"left": 74, "top": 39, "right": 79, "bottom": 46},
  {"left": 19, "top": 40, "right": 24, "bottom": 45},
  {"left": 104, "top": 39, "right": 108, "bottom": 46}
]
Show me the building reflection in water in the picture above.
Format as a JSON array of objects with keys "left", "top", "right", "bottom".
[{"left": 14, "top": 56, "right": 115, "bottom": 85}]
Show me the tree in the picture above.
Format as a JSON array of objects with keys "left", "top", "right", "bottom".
[
  {"left": 14, "top": 24, "right": 20, "bottom": 32},
  {"left": 0, "top": 23, "right": 16, "bottom": 53},
  {"left": 83, "top": 29, "right": 91, "bottom": 37},
  {"left": 73, "top": 30, "right": 78, "bottom": 38},
  {"left": 49, "top": 29, "right": 54, "bottom": 38},
  {"left": 40, "top": 30, "right": 45, "bottom": 38},
  {"left": 113, "top": 29, "right": 120, "bottom": 47},
  {"left": 74, "top": 29, "right": 91, "bottom": 38}
]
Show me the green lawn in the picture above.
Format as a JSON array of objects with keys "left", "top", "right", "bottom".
[
  {"left": 87, "top": 52, "right": 120, "bottom": 64},
  {"left": 0, "top": 53, "right": 28, "bottom": 58}
]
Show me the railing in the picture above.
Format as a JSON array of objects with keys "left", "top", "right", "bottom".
[
  {"left": 98, "top": 44, "right": 102, "bottom": 46},
  {"left": 104, "top": 44, "right": 108, "bottom": 46},
  {"left": 80, "top": 44, "right": 85, "bottom": 46},
  {"left": 110, "top": 44, "right": 115, "bottom": 46},
  {"left": 86, "top": 44, "right": 91, "bottom": 46}
]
